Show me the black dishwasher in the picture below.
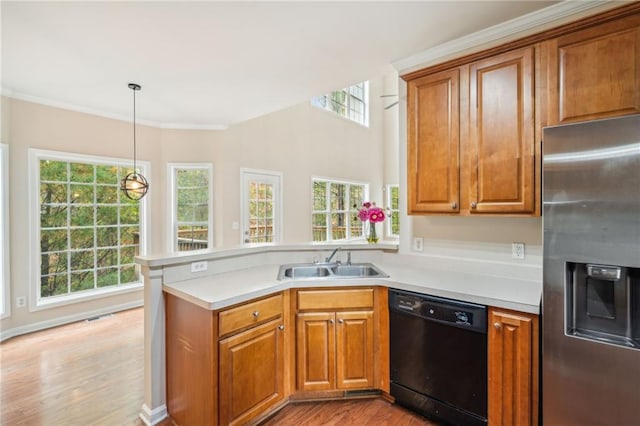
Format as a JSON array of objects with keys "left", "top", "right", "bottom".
[{"left": 389, "top": 289, "right": 487, "bottom": 426}]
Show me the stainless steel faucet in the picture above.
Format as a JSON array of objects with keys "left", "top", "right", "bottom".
[{"left": 325, "top": 247, "right": 340, "bottom": 263}]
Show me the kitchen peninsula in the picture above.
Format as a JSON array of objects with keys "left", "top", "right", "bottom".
[{"left": 136, "top": 243, "right": 541, "bottom": 425}]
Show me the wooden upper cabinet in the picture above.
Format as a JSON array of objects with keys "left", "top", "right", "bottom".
[
  {"left": 469, "top": 47, "right": 536, "bottom": 214},
  {"left": 407, "top": 68, "right": 460, "bottom": 214},
  {"left": 547, "top": 13, "right": 640, "bottom": 125}
]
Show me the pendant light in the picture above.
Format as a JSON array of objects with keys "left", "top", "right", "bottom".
[{"left": 120, "top": 83, "right": 149, "bottom": 200}]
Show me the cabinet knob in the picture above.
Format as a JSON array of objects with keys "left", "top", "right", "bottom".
[
  {"left": 278, "top": 324, "right": 284, "bottom": 331},
  {"left": 329, "top": 319, "right": 334, "bottom": 324},
  {"left": 338, "top": 318, "right": 344, "bottom": 324},
  {"left": 252, "top": 311, "right": 260, "bottom": 318},
  {"left": 471, "top": 202, "right": 477, "bottom": 209},
  {"left": 494, "top": 322, "right": 501, "bottom": 330},
  {"left": 451, "top": 202, "right": 457, "bottom": 209}
]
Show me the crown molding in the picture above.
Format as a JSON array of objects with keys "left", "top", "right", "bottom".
[
  {"left": 0, "top": 88, "right": 228, "bottom": 131},
  {"left": 392, "top": 0, "right": 621, "bottom": 75}
]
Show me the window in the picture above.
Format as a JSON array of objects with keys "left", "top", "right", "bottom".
[
  {"left": 312, "top": 178, "right": 368, "bottom": 242},
  {"left": 311, "top": 81, "right": 369, "bottom": 126},
  {"left": 241, "top": 169, "right": 282, "bottom": 245},
  {"left": 386, "top": 184, "right": 400, "bottom": 238},
  {"left": 0, "top": 144, "right": 8, "bottom": 318},
  {"left": 168, "top": 164, "right": 213, "bottom": 252},
  {"left": 31, "top": 150, "right": 148, "bottom": 308}
]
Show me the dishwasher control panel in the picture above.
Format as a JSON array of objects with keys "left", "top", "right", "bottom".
[{"left": 389, "top": 289, "right": 487, "bottom": 333}]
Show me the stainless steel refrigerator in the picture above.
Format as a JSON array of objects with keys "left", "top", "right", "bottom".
[{"left": 543, "top": 114, "right": 640, "bottom": 425}]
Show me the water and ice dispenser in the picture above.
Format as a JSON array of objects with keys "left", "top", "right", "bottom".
[{"left": 565, "top": 263, "right": 640, "bottom": 349}]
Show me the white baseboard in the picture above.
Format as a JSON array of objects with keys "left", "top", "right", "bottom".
[
  {"left": 139, "top": 403, "right": 168, "bottom": 426},
  {"left": 0, "top": 299, "right": 143, "bottom": 342}
]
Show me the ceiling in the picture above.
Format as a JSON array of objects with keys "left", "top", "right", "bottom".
[{"left": 2, "top": 1, "right": 557, "bottom": 129}]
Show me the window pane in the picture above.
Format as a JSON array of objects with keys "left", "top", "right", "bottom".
[
  {"left": 96, "top": 206, "right": 118, "bottom": 225},
  {"left": 331, "top": 213, "right": 346, "bottom": 240},
  {"left": 96, "top": 185, "right": 118, "bottom": 204},
  {"left": 41, "top": 252, "right": 68, "bottom": 275},
  {"left": 40, "top": 160, "right": 67, "bottom": 182},
  {"left": 70, "top": 163, "right": 94, "bottom": 183},
  {"left": 313, "top": 181, "right": 327, "bottom": 211},
  {"left": 41, "top": 274, "right": 68, "bottom": 297},
  {"left": 97, "top": 267, "right": 119, "bottom": 287},
  {"left": 97, "top": 248, "right": 118, "bottom": 268},
  {"left": 70, "top": 249, "right": 94, "bottom": 271},
  {"left": 330, "top": 184, "right": 346, "bottom": 211},
  {"left": 96, "top": 165, "right": 119, "bottom": 184},
  {"left": 350, "top": 185, "right": 364, "bottom": 210},
  {"left": 97, "top": 226, "right": 119, "bottom": 247},
  {"left": 41, "top": 182, "right": 68, "bottom": 204},
  {"left": 70, "top": 206, "right": 94, "bottom": 227},
  {"left": 41, "top": 229, "right": 68, "bottom": 252},
  {"left": 312, "top": 214, "right": 327, "bottom": 242},
  {"left": 70, "top": 270, "right": 95, "bottom": 292},
  {"left": 41, "top": 206, "right": 67, "bottom": 228},
  {"left": 177, "top": 225, "right": 208, "bottom": 251}
]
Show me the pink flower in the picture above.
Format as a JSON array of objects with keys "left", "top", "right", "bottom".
[
  {"left": 355, "top": 201, "right": 385, "bottom": 223},
  {"left": 368, "top": 207, "right": 386, "bottom": 223}
]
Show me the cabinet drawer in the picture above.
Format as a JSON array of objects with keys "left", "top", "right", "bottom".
[
  {"left": 297, "top": 288, "right": 374, "bottom": 311},
  {"left": 219, "top": 293, "right": 283, "bottom": 337}
]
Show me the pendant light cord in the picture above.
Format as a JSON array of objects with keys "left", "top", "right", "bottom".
[{"left": 132, "top": 86, "right": 137, "bottom": 175}]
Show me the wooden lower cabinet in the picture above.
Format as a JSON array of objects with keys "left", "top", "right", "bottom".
[
  {"left": 488, "top": 307, "right": 539, "bottom": 426},
  {"left": 296, "top": 310, "right": 374, "bottom": 392},
  {"left": 219, "top": 318, "right": 286, "bottom": 425}
]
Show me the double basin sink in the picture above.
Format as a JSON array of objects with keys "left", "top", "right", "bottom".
[{"left": 277, "top": 262, "right": 388, "bottom": 280}]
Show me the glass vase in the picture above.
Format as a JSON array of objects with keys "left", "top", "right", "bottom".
[{"left": 367, "top": 222, "right": 378, "bottom": 244}]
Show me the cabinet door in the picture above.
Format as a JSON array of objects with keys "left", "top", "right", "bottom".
[
  {"left": 296, "top": 312, "right": 336, "bottom": 391},
  {"left": 547, "top": 13, "right": 640, "bottom": 125},
  {"left": 336, "top": 311, "right": 374, "bottom": 389},
  {"left": 488, "top": 308, "right": 539, "bottom": 426},
  {"left": 469, "top": 47, "right": 535, "bottom": 214},
  {"left": 407, "top": 68, "right": 460, "bottom": 214},
  {"left": 219, "top": 318, "right": 285, "bottom": 426}
]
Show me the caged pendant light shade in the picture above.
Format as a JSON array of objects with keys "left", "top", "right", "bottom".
[{"left": 120, "top": 83, "right": 149, "bottom": 200}]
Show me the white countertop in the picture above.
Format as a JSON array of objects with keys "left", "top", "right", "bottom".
[{"left": 163, "top": 258, "right": 541, "bottom": 314}]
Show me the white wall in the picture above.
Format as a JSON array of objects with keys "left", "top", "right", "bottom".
[{"left": 0, "top": 75, "right": 390, "bottom": 335}]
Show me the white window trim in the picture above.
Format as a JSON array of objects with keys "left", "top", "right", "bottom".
[
  {"left": 240, "top": 168, "right": 283, "bottom": 246},
  {"left": 311, "top": 176, "right": 370, "bottom": 243},
  {"left": 167, "top": 163, "right": 214, "bottom": 253},
  {"left": 28, "top": 148, "right": 150, "bottom": 312},
  {"left": 385, "top": 184, "right": 400, "bottom": 239},
  {"left": 0, "top": 144, "right": 10, "bottom": 319}
]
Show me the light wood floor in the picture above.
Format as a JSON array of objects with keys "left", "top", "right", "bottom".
[
  {"left": 1, "top": 307, "right": 437, "bottom": 426},
  {"left": 1, "top": 308, "right": 145, "bottom": 426}
]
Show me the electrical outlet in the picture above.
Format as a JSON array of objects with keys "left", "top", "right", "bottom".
[
  {"left": 512, "top": 242, "right": 525, "bottom": 260},
  {"left": 16, "top": 296, "right": 26, "bottom": 308},
  {"left": 413, "top": 237, "right": 424, "bottom": 252},
  {"left": 191, "top": 261, "right": 208, "bottom": 273}
]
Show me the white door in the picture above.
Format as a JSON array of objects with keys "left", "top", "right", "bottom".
[{"left": 241, "top": 169, "right": 282, "bottom": 245}]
